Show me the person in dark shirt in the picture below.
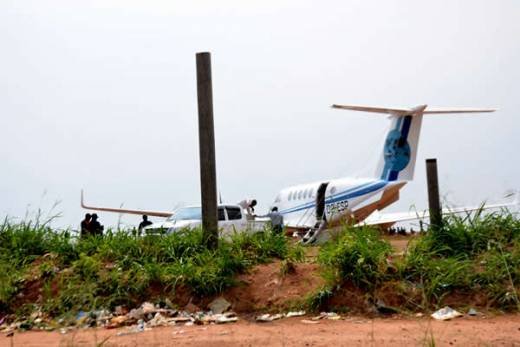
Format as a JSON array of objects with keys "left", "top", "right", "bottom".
[
  {"left": 138, "top": 215, "right": 152, "bottom": 233},
  {"left": 80, "top": 213, "right": 91, "bottom": 238},
  {"left": 89, "top": 213, "right": 104, "bottom": 236},
  {"left": 255, "top": 207, "right": 284, "bottom": 234}
]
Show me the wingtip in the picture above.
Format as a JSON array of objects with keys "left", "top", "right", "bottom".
[{"left": 80, "top": 189, "right": 85, "bottom": 208}]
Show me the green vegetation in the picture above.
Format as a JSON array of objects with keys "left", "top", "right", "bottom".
[
  {"left": 317, "top": 210, "right": 520, "bottom": 311},
  {"left": 1, "top": 208, "right": 519, "bottom": 321},
  {"left": 318, "top": 226, "right": 392, "bottom": 291},
  {"left": 0, "top": 221, "right": 303, "bottom": 318},
  {"left": 402, "top": 211, "right": 520, "bottom": 310}
]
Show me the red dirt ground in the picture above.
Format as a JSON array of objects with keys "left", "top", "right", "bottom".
[
  {"left": 5, "top": 315, "right": 520, "bottom": 347},
  {"left": 223, "top": 260, "right": 325, "bottom": 312}
]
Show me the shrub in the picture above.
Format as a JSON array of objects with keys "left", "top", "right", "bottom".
[{"left": 318, "top": 225, "right": 392, "bottom": 290}]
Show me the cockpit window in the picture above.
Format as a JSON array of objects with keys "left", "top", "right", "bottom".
[{"left": 167, "top": 207, "right": 201, "bottom": 221}]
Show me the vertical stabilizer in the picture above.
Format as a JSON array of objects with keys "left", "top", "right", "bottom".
[
  {"left": 376, "top": 107, "right": 425, "bottom": 181},
  {"left": 331, "top": 104, "right": 495, "bottom": 182}
]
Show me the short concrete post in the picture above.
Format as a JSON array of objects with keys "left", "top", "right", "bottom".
[{"left": 426, "top": 158, "right": 442, "bottom": 231}]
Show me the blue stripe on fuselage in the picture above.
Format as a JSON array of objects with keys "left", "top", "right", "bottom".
[{"left": 279, "top": 180, "right": 388, "bottom": 216}]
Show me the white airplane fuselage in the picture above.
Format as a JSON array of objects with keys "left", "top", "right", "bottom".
[{"left": 272, "top": 177, "right": 405, "bottom": 230}]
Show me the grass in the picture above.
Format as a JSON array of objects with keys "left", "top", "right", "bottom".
[
  {"left": 316, "top": 209, "right": 520, "bottom": 312},
  {"left": 1, "top": 208, "right": 519, "bottom": 321},
  {"left": 318, "top": 225, "right": 392, "bottom": 291},
  {"left": 0, "top": 221, "right": 303, "bottom": 320},
  {"left": 402, "top": 210, "right": 520, "bottom": 310}
]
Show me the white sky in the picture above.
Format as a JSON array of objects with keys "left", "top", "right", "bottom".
[{"left": 1, "top": 0, "right": 519, "bottom": 229}]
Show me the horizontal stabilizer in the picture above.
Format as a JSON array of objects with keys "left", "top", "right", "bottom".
[
  {"left": 332, "top": 104, "right": 495, "bottom": 116},
  {"left": 423, "top": 108, "right": 496, "bottom": 114},
  {"left": 331, "top": 104, "right": 415, "bottom": 115},
  {"left": 80, "top": 190, "right": 173, "bottom": 218}
]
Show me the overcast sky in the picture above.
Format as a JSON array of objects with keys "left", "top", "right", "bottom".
[{"left": 1, "top": 0, "right": 519, "bottom": 229}]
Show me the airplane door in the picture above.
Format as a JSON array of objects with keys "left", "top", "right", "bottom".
[{"left": 315, "top": 182, "right": 329, "bottom": 224}]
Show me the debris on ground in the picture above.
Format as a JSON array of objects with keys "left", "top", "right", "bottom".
[
  {"left": 312, "top": 312, "right": 341, "bottom": 321},
  {"left": 431, "top": 307, "right": 463, "bottom": 321},
  {"left": 301, "top": 319, "right": 319, "bottom": 324},
  {"left": 374, "top": 299, "right": 399, "bottom": 315},
  {"left": 107, "top": 315, "right": 130, "bottom": 329},
  {"left": 468, "top": 308, "right": 478, "bottom": 316},
  {"left": 208, "top": 297, "right": 231, "bottom": 314},
  {"left": 0, "top": 300, "right": 243, "bottom": 335},
  {"left": 215, "top": 313, "right": 239, "bottom": 324},
  {"left": 184, "top": 302, "right": 201, "bottom": 314},
  {"left": 286, "top": 311, "right": 306, "bottom": 318},
  {"left": 256, "top": 313, "right": 284, "bottom": 322},
  {"left": 116, "top": 319, "right": 147, "bottom": 336}
]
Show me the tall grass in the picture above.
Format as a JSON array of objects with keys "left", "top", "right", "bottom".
[
  {"left": 316, "top": 210, "right": 520, "bottom": 311},
  {"left": 318, "top": 225, "right": 392, "bottom": 291},
  {"left": 402, "top": 210, "right": 520, "bottom": 309},
  {"left": 0, "top": 222, "right": 302, "bottom": 318}
]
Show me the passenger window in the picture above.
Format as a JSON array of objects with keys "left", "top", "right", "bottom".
[
  {"left": 303, "top": 190, "right": 308, "bottom": 199},
  {"left": 288, "top": 192, "right": 292, "bottom": 201},
  {"left": 226, "top": 207, "right": 242, "bottom": 220},
  {"left": 298, "top": 190, "right": 303, "bottom": 200},
  {"left": 330, "top": 186, "right": 337, "bottom": 195},
  {"left": 218, "top": 207, "right": 226, "bottom": 221}
]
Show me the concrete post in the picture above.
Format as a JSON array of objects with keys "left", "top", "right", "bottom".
[
  {"left": 426, "top": 158, "right": 442, "bottom": 231},
  {"left": 196, "top": 52, "right": 218, "bottom": 249}
]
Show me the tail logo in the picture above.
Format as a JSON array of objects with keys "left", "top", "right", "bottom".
[{"left": 383, "top": 129, "right": 411, "bottom": 172}]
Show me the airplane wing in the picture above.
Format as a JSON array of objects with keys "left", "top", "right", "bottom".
[
  {"left": 359, "top": 195, "right": 518, "bottom": 227},
  {"left": 80, "top": 190, "right": 173, "bottom": 218}
]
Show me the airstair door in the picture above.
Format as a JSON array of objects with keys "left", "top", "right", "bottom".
[{"left": 315, "top": 182, "right": 329, "bottom": 225}]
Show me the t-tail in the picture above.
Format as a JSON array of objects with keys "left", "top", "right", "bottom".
[{"left": 332, "top": 104, "right": 496, "bottom": 182}]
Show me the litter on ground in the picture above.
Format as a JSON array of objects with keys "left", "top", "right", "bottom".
[{"left": 431, "top": 307, "right": 463, "bottom": 321}]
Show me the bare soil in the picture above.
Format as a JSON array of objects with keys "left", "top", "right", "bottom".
[
  {"left": 5, "top": 315, "right": 520, "bottom": 347},
  {"left": 223, "top": 261, "right": 325, "bottom": 312}
]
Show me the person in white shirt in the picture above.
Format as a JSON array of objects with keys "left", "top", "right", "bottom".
[{"left": 237, "top": 199, "right": 257, "bottom": 220}]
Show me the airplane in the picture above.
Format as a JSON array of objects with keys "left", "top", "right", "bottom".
[{"left": 81, "top": 104, "right": 516, "bottom": 243}]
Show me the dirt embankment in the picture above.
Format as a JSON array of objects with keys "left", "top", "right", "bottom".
[{"left": 223, "top": 261, "right": 325, "bottom": 312}]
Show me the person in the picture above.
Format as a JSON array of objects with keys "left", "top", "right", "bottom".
[
  {"left": 138, "top": 215, "right": 152, "bottom": 233},
  {"left": 256, "top": 207, "right": 284, "bottom": 234},
  {"left": 237, "top": 199, "right": 257, "bottom": 220},
  {"left": 80, "top": 213, "right": 91, "bottom": 238},
  {"left": 89, "top": 213, "right": 104, "bottom": 236}
]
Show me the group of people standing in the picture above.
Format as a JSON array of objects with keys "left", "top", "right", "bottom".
[
  {"left": 80, "top": 213, "right": 153, "bottom": 238},
  {"left": 80, "top": 213, "right": 104, "bottom": 238},
  {"left": 238, "top": 199, "right": 284, "bottom": 234}
]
